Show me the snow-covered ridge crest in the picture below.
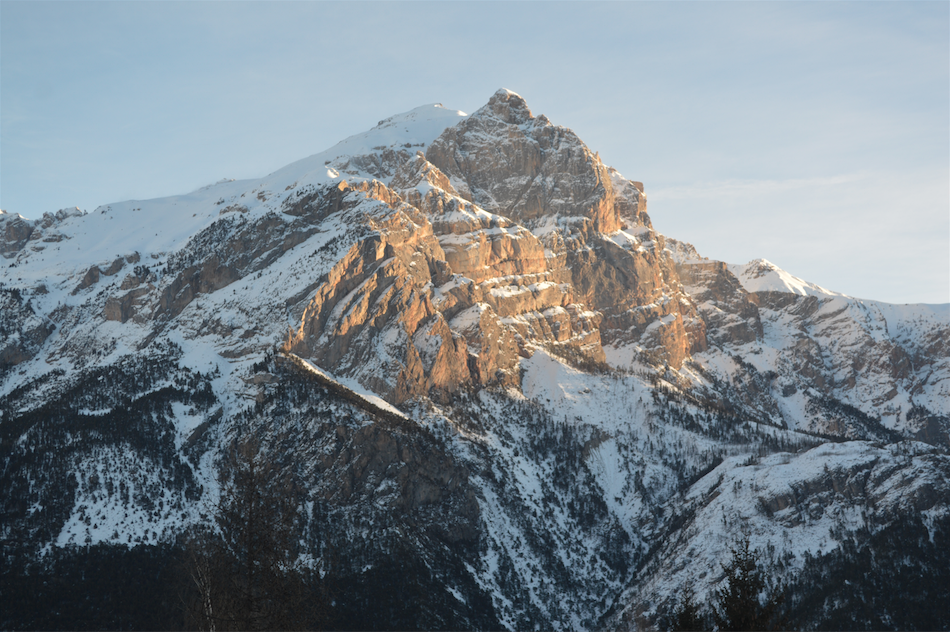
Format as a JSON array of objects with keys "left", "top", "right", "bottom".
[
  {"left": 264, "top": 102, "right": 468, "bottom": 189},
  {"left": 672, "top": 245, "right": 950, "bottom": 441},
  {"left": 730, "top": 258, "right": 842, "bottom": 298},
  {"left": 6, "top": 103, "right": 466, "bottom": 227},
  {"left": 0, "top": 103, "right": 467, "bottom": 293},
  {"left": 495, "top": 88, "right": 523, "bottom": 99}
]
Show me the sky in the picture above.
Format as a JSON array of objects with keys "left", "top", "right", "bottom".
[{"left": 2, "top": 1, "right": 947, "bottom": 304}]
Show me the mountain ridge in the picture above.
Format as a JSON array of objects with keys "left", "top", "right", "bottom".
[{"left": 2, "top": 89, "right": 948, "bottom": 631}]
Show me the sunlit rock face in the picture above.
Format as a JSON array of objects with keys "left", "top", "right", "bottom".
[
  {"left": 426, "top": 89, "right": 625, "bottom": 235},
  {"left": 421, "top": 89, "right": 703, "bottom": 370},
  {"left": 279, "top": 90, "right": 708, "bottom": 399}
]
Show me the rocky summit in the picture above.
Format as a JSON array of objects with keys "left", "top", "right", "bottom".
[{"left": 2, "top": 89, "right": 948, "bottom": 630}]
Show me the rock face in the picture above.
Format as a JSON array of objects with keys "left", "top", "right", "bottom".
[
  {"left": 1, "top": 208, "right": 83, "bottom": 259},
  {"left": 1, "top": 211, "right": 35, "bottom": 258},
  {"left": 427, "top": 89, "right": 626, "bottom": 234},
  {"left": 281, "top": 90, "right": 704, "bottom": 404},
  {"left": 0, "top": 287, "right": 54, "bottom": 374},
  {"left": 672, "top": 244, "right": 762, "bottom": 348},
  {"left": 426, "top": 90, "right": 705, "bottom": 363},
  {"left": 667, "top": 249, "right": 950, "bottom": 445}
]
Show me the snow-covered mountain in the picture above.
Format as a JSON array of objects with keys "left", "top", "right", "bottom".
[{"left": 2, "top": 89, "right": 948, "bottom": 630}]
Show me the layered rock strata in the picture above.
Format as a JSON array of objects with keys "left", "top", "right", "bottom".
[{"left": 284, "top": 95, "right": 707, "bottom": 402}]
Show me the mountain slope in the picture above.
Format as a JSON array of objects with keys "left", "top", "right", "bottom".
[
  {"left": 2, "top": 90, "right": 948, "bottom": 631},
  {"left": 668, "top": 248, "right": 949, "bottom": 443}
]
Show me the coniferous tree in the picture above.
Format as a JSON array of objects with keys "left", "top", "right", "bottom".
[
  {"left": 185, "top": 437, "right": 318, "bottom": 631},
  {"left": 671, "top": 583, "right": 707, "bottom": 631},
  {"left": 712, "top": 537, "right": 786, "bottom": 631}
]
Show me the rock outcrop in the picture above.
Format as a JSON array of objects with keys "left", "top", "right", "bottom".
[
  {"left": 1, "top": 211, "right": 34, "bottom": 258},
  {"left": 0, "top": 287, "right": 54, "bottom": 374},
  {"left": 668, "top": 246, "right": 950, "bottom": 445},
  {"left": 280, "top": 94, "right": 708, "bottom": 402},
  {"left": 427, "top": 89, "right": 625, "bottom": 235},
  {"left": 282, "top": 90, "right": 706, "bottom": 402}
]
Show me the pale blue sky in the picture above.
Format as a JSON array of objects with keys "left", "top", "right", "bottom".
[{"left": 2, "top": 1, "right": 947, "bottom": 303}]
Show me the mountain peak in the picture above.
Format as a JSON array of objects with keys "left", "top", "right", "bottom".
[
  {"left": 481, "top": 88, "right": 534, "bottom": 125},
  {"left": 372, "top": 102, "right": 466, "bottom": 131},
  {"left": 493, "top": 87, "right": 523, "bottom": 99},
  {"left": 3, "top": 90, "right": 949, "bottom": 632},
  {"left": 730, "top": 258, "right": 840, "bottom": 297},
  {"left": 426, "top": 89, "right": 629, "bottom": 235}
]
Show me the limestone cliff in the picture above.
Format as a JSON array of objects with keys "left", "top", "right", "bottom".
[{"left": 280, "top": 90, "right": 705, "bottom": 403}]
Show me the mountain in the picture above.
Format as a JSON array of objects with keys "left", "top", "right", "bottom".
[{"left": 2, "top": 89, "right": 948, "bottom": 630}]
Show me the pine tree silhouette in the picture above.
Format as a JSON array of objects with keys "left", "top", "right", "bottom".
[
  {"left": 671, "top": 583, "right": 707, "bottom": 631},
  {"left": 712, "top": 537, "right": 785, "bottom": 631},
  {"left": 185, "top": 436, "right": 321, "bottom": 631}
]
